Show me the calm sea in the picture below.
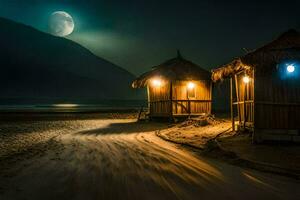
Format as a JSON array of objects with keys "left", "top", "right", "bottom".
[{"left": 0, "top": 100, "right": 147, "bottom": 113}]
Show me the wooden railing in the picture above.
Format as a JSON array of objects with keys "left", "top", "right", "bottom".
[
  {"left": 233, "top": 100, "right": 254, "bottom": 105},
  {"left": 232, "top": 99, "right": 254, "bottom": 130},
  {"left": 149, "top": 99, "right": 212, "bottom": 115}
]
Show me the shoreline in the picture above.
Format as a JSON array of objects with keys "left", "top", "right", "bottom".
[
  {"left": 0, "top": 110, "right": 140, "bottom": 122},
  {"left": 0, "top": 107, "right": 141, "bottom": 113}
]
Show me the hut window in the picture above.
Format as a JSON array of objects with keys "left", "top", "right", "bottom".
[{"left": 187, "top": 82, "right": 196, "bottom": 98}]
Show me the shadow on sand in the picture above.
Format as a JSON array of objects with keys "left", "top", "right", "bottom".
[{"left": 73, "top": 121, "right": 168, "bottom": 136}]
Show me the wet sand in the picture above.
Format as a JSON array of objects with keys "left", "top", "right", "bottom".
[{"left": 1, "top": 115, "right": 300, "bottom": 200}]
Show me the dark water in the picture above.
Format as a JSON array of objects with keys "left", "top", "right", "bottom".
[{"left": 0, "top": 100, "right": 147, "bottom": 113}]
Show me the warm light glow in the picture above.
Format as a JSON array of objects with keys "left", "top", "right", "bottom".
[
  {"left": 287, "top": 64, "right": 295, "bottom": 73},
  {"left": 187, "top": 82, "right": 195, "bottom": 90},
  {"left": 151, "top": 79, "right": 162, "bottom": 87},
  {"left": 243, "top": 76, "right": 250, "bottom": 84}
]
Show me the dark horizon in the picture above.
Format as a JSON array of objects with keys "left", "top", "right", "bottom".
[{"left": 1, "top": 0, "right": 300, "bottom": 75}]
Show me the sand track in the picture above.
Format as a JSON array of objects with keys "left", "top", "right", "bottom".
[{"left": 1, "top": 119, "right": 300, "bottom": 200}]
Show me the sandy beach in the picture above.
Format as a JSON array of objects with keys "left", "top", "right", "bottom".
[{"left": 1, "top": 114, "right": 300, "bottom": 200}]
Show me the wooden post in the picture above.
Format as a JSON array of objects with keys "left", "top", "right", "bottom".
[
  {"left": 209, "top": 81, "right": 213, "bottom": 114},
  {"left": 186, "top": 82, "right": 191, "bottom": 117},
  {"left": 187, "top": 96, "right": 191, "bottom": 117},
  {"left": 252, "top": 68, "right": 256, "bottom": 143},
  {"left": 235, "top": 75, "right": 242, "bottom": 125},
  {"left": 188, "top": 99, "right": 191, "bottom": 115},
  {"left": 147, "top": 86, "right": 151, "bottom": 117},
  {"left": 230, "top": 77, "right": 235, "bottom": 131},
  {"left": 244, "top": 81, "right": 247, "bottom": 129},
  {"left": 187, "top": 95, "right": 191, "bottom": 118},
  {"left": 137, "top": 106, "right": 143, "bottom": 121},
  {"left": 169, "top": 81, "right": 173, "bottom": 120}
]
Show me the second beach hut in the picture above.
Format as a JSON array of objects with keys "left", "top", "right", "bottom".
[
  {"left": 212, "top": 30, "right": 300, "bottom": 143},
  {"left": 132, "top": 51, "right": 212, "bottom": 120}
]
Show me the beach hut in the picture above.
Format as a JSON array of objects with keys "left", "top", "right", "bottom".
[
  {"left": 211, "top": 30, "right": 300, "bottom": 143},
  {"left": 132, "top": 51, "right": 212, "bottom": 119}
]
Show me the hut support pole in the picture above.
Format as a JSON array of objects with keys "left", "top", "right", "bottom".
[
  {"left": 147, "top": 86, "right": 151, "bottom": 119},
  {"left": 187, "top": 97, "right": 191, "bottom": 118},
  {"left": 243, "top": 82, "right": 247, "bottom": 129},
  {"left": 210, "top": 82, "right": 213, "bottom": 114},
  {"left": 169, "top": 81, "right": 173, "bottom": 122},
  {"left": 230, "top": 77, "right": 235, "bottom": 131},
  {"left": 235, "top": 75, "right": 242, "bottom": 126},
  {"left": 252, "top": 68, "right": 255, "bottom": 143}
]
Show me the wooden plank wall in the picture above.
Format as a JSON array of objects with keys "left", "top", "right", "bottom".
[
  {"left": 172, "top": 80, "right": 211, "bottom": 115},
  {"left": 255, "top": 74, "right": 300, "bottom": 129},
  {"left": 148, "top": 82, "right": 171, "bottom": 116}
]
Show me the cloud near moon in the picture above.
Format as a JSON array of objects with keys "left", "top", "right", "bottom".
[{"left": 49, "top": 11, "right": 74, "bottom": 37}]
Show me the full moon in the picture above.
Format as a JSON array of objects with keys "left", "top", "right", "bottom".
[{"left": 49, "top": 11, "right": 74, "bottom": 37}]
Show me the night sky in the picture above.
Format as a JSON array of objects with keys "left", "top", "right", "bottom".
[{"left": 0, "top": 0, "right": 300, "bottom": 75}]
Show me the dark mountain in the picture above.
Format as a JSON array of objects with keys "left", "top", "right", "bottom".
[{"left": 0, "top": 17, "right": 142, "bottom": 104}]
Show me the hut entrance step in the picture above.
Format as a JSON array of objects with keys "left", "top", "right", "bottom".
[{"left": 137, "top": 106, "right": 149, "bottom": 121}]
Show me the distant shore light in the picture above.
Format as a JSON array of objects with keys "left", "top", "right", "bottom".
[
  {"left": 243, "top": 76, "right": 250, "bottom": 84},
  {"left": 187, "top": 82, "right": 195, "bottom": 90},
  {"left": 287, "top": 64, "right": 295, "bottom": 73}
]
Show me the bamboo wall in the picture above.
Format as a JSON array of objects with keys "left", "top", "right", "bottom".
[{"left": 255, "top": 73, "right": 300, "bottom": 129}]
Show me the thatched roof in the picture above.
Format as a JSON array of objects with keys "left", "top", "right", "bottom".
[
  {"left": 212, "top": 29, "right": 300, "bottom": 82},
  {"left": 132, "top": 51, "right": 211, "bottom": 88}
]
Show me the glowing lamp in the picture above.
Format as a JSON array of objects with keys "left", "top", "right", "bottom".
[
  {"left": 243, "top": 76, "right": 250, "bottom": 84},
  {"left": 187, "top": 82, "right": 195, "bottom": 90},
  {"left": 151, "top": 79, "right": 162, "bottom": 87},
  {"left": 287, "top": 64, "right": 295, "bottom": 73}
]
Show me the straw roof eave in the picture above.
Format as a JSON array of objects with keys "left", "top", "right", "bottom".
[
  {"left": 132, "top": 57, "right": 211, "bottom": 88},
  {"left": 211, "top": 29, "right": 300, "bottom": 82},
  {"left": 132, "top": 70, "right": 211, "bottom": 88},
  {"left": 211, "top": 59, "right": 253, "bottom": 82}
]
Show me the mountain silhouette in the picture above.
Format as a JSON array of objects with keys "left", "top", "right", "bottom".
[{"left": 0, "top": 17, "right": 142, "bottom": 104}]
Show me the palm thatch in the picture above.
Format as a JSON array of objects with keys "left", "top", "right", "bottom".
[
  {"left": 132, "top": 51, "right": 211, "bottom": 88},
  {"left": 212, "top": 29, "right": 300, "bottom": 82}
]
